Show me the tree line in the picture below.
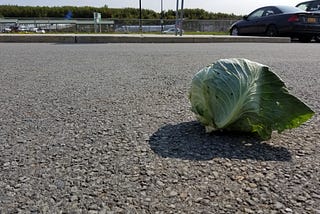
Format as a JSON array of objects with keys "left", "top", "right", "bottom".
[{"left": 0, "top": 5, "right": 241, "bottom": 20}]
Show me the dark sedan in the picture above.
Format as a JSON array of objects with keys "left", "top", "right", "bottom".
[
  {"left": 296, "top": 0, "right": 320, "bottom": 41},
  {"left": 229, "top": 5, "right": 320, "bottom": 42}
]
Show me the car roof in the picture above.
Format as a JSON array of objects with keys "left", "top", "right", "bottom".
[{"left": 249, "top": 5, "right": 305, "bottom": 14}]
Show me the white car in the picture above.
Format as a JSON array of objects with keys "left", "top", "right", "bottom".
[
  {"left": 29, "top": 27, "right": 45, "bottom": 34},
  {"left": 18, "top": 25, "right": 28, "bottom": 32},
  {"left": 162, "top": 28, "right": 184, "bottom": 34},
  {"left": 36, "top": 29, "right": 46, "bottom": 34},
  {"left": 2, "top": 27, "right": 12, "bottom": 33}
]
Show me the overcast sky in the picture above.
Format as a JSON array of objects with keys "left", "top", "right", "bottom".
[{"left": 0, "top": 0, "right": 304, "bottom": 15}]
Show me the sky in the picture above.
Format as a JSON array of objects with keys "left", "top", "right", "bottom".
[{"left": 0, "top": 0, "right": 304, "bottom": 15}]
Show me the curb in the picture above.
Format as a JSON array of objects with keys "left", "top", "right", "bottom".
[
  {"left": 0, "top": 34, "right": 76, "bottom": 43},
  {"left": 0, "top": 34, "right": 291, "bottom": 43}
]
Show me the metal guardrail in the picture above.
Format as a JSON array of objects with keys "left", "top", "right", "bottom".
[
  {"left": 0, "top": 18, "right": 115, "bottom": 32},
  {"left": 0, "top": 18, "right": 114, "bottom": 24}
]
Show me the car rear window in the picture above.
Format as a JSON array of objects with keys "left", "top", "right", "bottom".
[{"left": 277, "top": 5, "right": 305, "bottom": 13}]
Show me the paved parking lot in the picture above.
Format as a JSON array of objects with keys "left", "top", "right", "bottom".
[{"left": 0, "top": 43, "right": 319, "bottom": 213}]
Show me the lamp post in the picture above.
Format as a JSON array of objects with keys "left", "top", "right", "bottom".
[
  {"left": 160, "top": 0, "right": 163, "bottom": 32},
  {"left": 180, "top": 0, "right": 184, "bottom": 36}
]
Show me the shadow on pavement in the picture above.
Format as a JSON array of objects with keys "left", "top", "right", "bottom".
[{"left": 149, "top": 121, "right": 291, "bottom": 161}]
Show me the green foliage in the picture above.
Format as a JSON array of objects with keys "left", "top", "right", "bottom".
[{"left": 0, "top": 5, "right": 240, "bottom": 20}]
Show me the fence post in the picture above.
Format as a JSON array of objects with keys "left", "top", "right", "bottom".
[{"left": 175, "top": 0, "right": 179, "bottom": 36}]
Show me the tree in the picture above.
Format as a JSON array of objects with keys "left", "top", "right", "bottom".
[{"left": 0, "top": 5, "right": 241, "bottom": 20}]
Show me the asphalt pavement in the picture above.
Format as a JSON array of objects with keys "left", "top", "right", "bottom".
[{"left": 0, "top": 43, "right": 319, "bottom": 213}]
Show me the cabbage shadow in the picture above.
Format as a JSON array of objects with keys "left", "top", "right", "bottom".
[{"left": 149, "top": 121, "right": 291, "bottom": 161}]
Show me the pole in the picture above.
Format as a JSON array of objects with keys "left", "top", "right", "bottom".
[
  {"left": 139, "top": 0, "right": 142, "bottom": 33},
  {"left": 175, "top": 0, "right": 179, "bottom": 36},
  {"left": 94, "top": 12, "right": 97, "bottom": 33},
  {"left": 160, "top": 0, "right": 163, "bottom": 32},
  {"left": 179, "top": 0, "right": 184, "bottom": 36}
]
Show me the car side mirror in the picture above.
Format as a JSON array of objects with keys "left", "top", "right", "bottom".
[{"left": 243, "top": 15, "right": 248, "bottom": 20}]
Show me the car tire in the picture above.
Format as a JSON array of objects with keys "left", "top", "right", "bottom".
[
  {"left": 265, "top": 25, "right": 278, "bottom": 37},
  {"left": 230, "top": 27, "right": 239, "bottom": 36},
  {"left": 299, "top": 36, "right": 312, "bottom": 43}
]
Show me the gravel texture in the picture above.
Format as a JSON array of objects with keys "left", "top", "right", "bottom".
[{"left": 0, "top": 43, "right": 319, "bottom": 214}]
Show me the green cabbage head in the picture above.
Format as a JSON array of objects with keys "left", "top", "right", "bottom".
[{"left": 189, "top": 58, "right": 314, "bottom": 140}]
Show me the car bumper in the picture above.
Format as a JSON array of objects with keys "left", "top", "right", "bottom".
[{"left": 280, "top": 23, "right": 320, "bottom": 36}]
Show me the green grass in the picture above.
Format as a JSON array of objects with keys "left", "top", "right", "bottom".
[
  {"left": 184, "top": 31, "right": 228, "bottom": 35},
  {"left": 104, "top": 31, "right": 229, "bottom": 35}
]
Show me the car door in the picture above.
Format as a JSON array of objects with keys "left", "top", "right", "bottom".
[{"left": 239, "top": 7, "right": 279, "bottom": 35}]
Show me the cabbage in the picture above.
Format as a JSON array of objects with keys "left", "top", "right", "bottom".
[{"left": 189, "top": 58, "right": 314, "bottom": 140}]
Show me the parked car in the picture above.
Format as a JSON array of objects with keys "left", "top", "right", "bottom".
[
  {"left": 18, "top": 25, "right": 28, "bottom": 32},
  {"left": 2, "top": 27, "right": 12, "bottom": 33},
  {"left": 229, "top": 5, "right": 320, "bottom": 42},
  {"left": 296, "top": 0, "right": 320, "bottom": 11},
  {"left": 296, "top": 1, "right": 320, "bottom": 41},
  {"left": 29, "top": 27, "right": 45, "bottom": 34},
  {"left": 162, "top": 28, "right": 184, "bottom": 34}
]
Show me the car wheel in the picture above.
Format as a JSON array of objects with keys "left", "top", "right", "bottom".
[
  {"left": 299, "top": 36, "right": 312, "bottom": 43},
  {"left": 265, "top": 25, "right": 278, "bottom": 37},
  {"left": 314, "top": 35, "right": 320, "bottom": 42},
  {"left": 230, "top": 27, "right": 239, "bottom": 36}
]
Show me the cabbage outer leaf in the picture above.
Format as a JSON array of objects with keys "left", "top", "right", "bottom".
[{"left": 189, "top": 58, "right": 314, "bottom": 140}]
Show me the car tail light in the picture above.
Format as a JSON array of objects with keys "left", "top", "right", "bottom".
[{"left": 288, "top": 15, "right": 299, "bottom": 22}]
